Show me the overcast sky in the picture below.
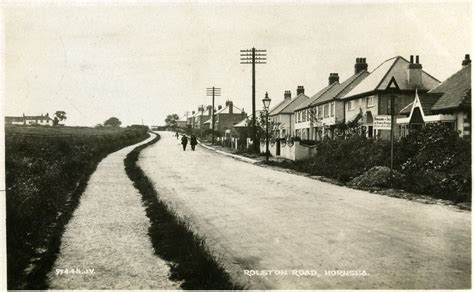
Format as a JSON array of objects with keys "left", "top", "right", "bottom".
[{"left": 4, "top": 1, "right": 472, "bottom": 126}]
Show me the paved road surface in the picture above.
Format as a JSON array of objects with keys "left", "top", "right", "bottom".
[
  {"left": 139, "top": 132, "right": 471, "bottom": 289},
  {"left": 48, "top": 133, "right": 180, "bottom": 290}
]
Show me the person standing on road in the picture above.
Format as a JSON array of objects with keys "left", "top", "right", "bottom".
[
  {"left": 175, "top": 132, "right": 179, "bottom": 140},
  {"left": 181, "top": 135, "right": 188, "bottom": 151},
  {"left": 190, "top": 135, "right": 197, "bottom": 151}
]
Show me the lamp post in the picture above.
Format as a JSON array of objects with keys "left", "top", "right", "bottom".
[{"left": 262, "top": 92, "right": 271, "bottom": 162}]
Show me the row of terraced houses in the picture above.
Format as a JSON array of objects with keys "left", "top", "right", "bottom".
[{"left": 181, "top": 54, "right": 471, "bottom": 159}]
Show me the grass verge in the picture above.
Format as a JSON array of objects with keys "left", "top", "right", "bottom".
[
  {"left": 124, "top": 133, "right": 241, "bottom": 290},
  {"left": 6, "top": 127, "right": 149, "bottom": 289}
]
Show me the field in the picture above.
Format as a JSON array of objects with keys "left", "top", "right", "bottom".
[{"left": 5, "top": 125, "right": 149, "bottom": 289}]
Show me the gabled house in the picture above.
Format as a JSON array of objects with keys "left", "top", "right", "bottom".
[
  {"left": 269, "top": 86, "right": 310, "bottom": 138},
  {"left": 398, "top": 54, "right": 471, "bottom": 139},
  {"left": 340, "top": 55, "right": 440, "bottom": 139}
]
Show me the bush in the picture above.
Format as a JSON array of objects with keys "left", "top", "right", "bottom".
[
  {"left": 311, "top": 135, "right": 391, "bottom": 182},
  {"left": 397, "top": 123, "right": 471, "bottom": 202}
]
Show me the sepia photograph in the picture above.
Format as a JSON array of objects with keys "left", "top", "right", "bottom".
[{"left": 0, "top": 0, "right": 472, "bottom": 290}]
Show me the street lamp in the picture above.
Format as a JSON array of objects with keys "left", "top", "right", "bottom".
[{"left": 262, "top": 92, "right": 271, "bottom": 162}]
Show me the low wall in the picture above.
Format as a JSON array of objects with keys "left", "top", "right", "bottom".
[{"left": 260, "top": 140, "right": 317, "bottom": 161}]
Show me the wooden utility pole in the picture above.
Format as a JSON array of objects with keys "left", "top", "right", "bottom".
[
  {"left": 240, "top": 48, "right": 267, "bottom": 153},
  {"left": 206, "top": 87, "right": 221, "bottom": 145},
  {"left": 390, "top": 94, "right": 395, "bottom": 188}
]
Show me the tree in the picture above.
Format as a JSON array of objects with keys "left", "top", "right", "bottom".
[
  {"left": 104, "top": 117, "right": 122, "bottom": 127},
  {"left": 165, "top": 114, "right": 180, "bottom": 128},
  {"left": 53, "top": 111, "right": 67, "bottom": 126}
]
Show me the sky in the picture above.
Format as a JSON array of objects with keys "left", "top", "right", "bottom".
[{"left": 3, "top": 1, "right": 472, "bottom": 126}]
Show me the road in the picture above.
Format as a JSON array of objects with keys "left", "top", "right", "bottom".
[
  {"left": 48, "top": 133, "right": 180, "bottom": 290},
  {"left": 139, "top": 132, "right": 470, "bottom": 289}
]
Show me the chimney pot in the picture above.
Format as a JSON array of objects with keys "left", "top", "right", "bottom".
[
  {"left": 328, "top": 73, "right": 339, "bottom": 85},
  {"left": 408, "top": 55, "right": 423, "bottom": 88},
  {"left": 354, "top": 57, "right": 368, "bottom": 74},
  {"left": 296, "top": 86, "right": 305, "bottom": 95},
  {"left": 462, "top": 54, "right": 471, "bottom": 66},
  {"left": 284, "top": 90, "right": 291, "bottom": 99}
]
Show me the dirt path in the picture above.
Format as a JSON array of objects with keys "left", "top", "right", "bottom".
[
  {"left": 47, "top": 133, "right": 180, "bottom": 290},
  {"left": 138, "top": 131, "right": 471, "bottom": 290}
]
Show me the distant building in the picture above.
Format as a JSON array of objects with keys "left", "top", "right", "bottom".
[
  {"left": 213, "top": 101, "right": 247, "bottom": 136},
  {"left": 5, "top": 113, "right": 53, "bottom": 126},
  {"left": 398, "top": 54, "right": 471, "bottom": 139}
]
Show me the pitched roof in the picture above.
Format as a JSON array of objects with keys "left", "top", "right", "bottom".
[
  {"left": 311, "top": 70, "right": 370, "bottom": 106},
  {"left": 342, "top": 56, "right": 440, "bottom": 99},
  {"left": 399, "top": 93, "right": 441, "bottom": 116},
  {"left": 269, "top": 93, "right": 310, "bottom": 116},
  {"left": 216, "top": 104, "right": 244, "bottom": 114},
  {"left": 24, "top": 115, "right": 53, "bottom": 121},
  {"left": 295, "top": 83, "right": 337, "bottom": 111},
  {"left": 281, "top": 93, "right": 310, "bottom": 113},
  {"left": 269, "top": 98, "right": 293, "bottom": 115},
  {"left": 5, "top": 116, "right": 24, "bottom": 122},
  {"left": 233, "top": 110, "right": 263, "bottom": 128},
  {"left": 430, "top": 64, "right": 471, "bottom": 111}
]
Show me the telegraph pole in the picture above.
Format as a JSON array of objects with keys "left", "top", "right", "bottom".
[
  {"left": 206, "top": 87, "right": 221, "bottom": 145},
  {"left": 240, "top": 47, "right": 267, "bottom": 153}
]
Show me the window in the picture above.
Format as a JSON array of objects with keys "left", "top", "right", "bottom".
[
  {"left": 324, "top": 104, "right": 329, "bottom": 118},
  {"left": 302, "top": 110, "right": 307, "bottom": 122},
  {"left": 318, "top": 106, "right": 323, "bottom": 119},
  {"left": 367, "top": 96, "right": 374, "bottom": 107},
  {"left": 330, "top": 102, "right": 335, "bottom": 117},
  {"left": 348, "top": 101, "right": 353, "bottom": 111}
]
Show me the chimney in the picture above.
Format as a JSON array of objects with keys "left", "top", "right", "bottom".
[
  {"left": 284, "top": 90, "right": 291, "bottom": 99},
  {"left": 328, "top": 73, "right": 339, "bottom": 85},
  {"left": 462, "top": 54, "right": 471, "bottom": 67},
  {"left": 206, "top": 105, "right": 212, "bottom": 116},
  {"left": 296, "top": 86, "right": 305, "bottom": 95},
  {"left": 192, "top": 110, "right": 195, "bottom": 115},
  {"left": 407, "top": 54, "right": 423, "bottom": 88},
  {"left": 46, "top": 113, "right": 49, "bottom": 117},
  {"left": 354, "top": 57, "right": 368, "bottom": 74},
  {"left": 218, "top": 105, "right": 222, "bottom": 110},
  {"left": 226, "top": 100, "right": 233, "bottom": 113}
]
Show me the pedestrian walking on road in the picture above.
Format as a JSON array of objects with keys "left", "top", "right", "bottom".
[
  {"left": 175, "top": 132, "right": 179, "bottom": 140},
  {"left": 190, "top": 135, "right": 197, "bottom": 151},
  {"left": 181, "top": 135, "right": 188, "bottom": 151}
]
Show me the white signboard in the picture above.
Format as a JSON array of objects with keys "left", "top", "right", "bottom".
[{"left": 373, "top": 115, "right": 391, "bottom": 130}]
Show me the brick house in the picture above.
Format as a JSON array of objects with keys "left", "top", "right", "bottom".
[
  {"left": 339, "top": 55, "right": 440, "bottom": 139},
  {"left": 205, "top": 101, "right": 246, "bottom": 136},
  {"left": 398, "top": 54, "right": 471, "bottom": 139}
]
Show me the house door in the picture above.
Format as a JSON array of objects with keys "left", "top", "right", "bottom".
[{"left": 276, "top": 139, "right": 281, "bottom": 156}]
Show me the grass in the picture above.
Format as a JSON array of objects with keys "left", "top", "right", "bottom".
[
  {"left": 5, "top": 126, "right": 149, "bottom": 289},
  {"left": 124, "top": 133, "right": 242, "bottom": 290}
]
